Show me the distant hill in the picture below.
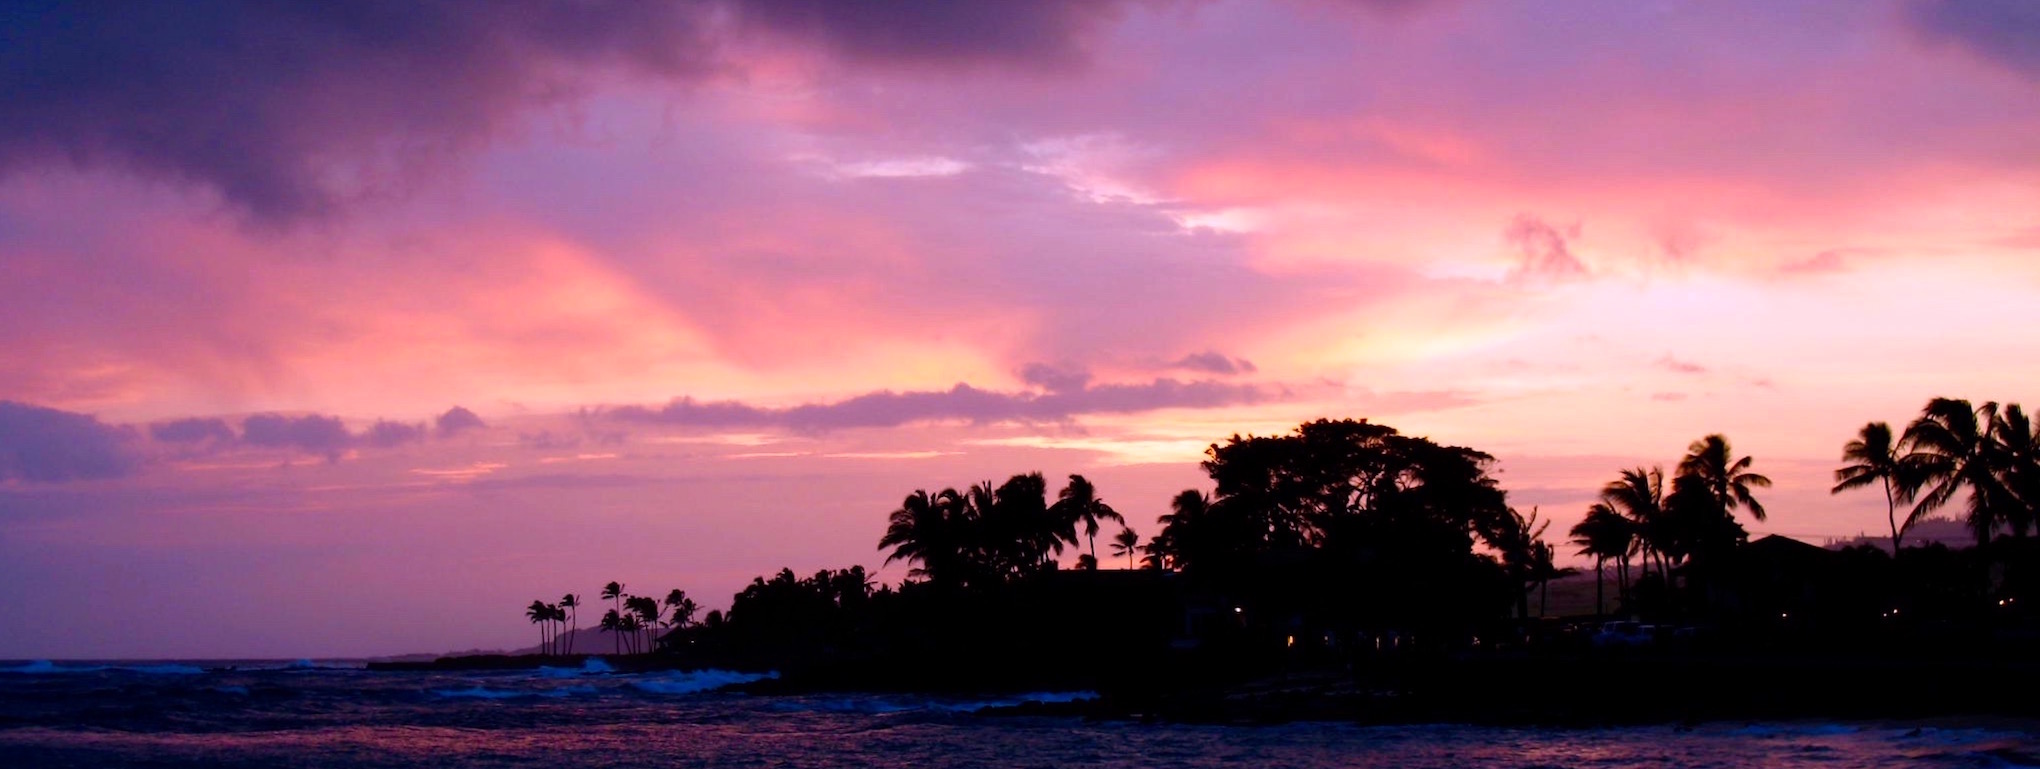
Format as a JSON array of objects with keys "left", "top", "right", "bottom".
[
  {"left": 1821, "top": 517, "right": 1974, "bottom": 552},
  {"left": 506, "top": 626, "right": 653, "bottom": 657}
]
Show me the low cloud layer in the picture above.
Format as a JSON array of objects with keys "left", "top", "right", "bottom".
[
  {"left": 610, "top": 378, "right": 1275, "bottom": 432},
  {"left": 0, "top": 401, "right": 136, "bottom": 482}
]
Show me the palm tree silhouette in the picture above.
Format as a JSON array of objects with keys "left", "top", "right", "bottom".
[
  {"left": 1491, "top": 507, "right": 1551, "bottom": 619},
  {"left": 1833, "top": 421, "right": 1920, "bottom": 554},
  {"left": 625, "top": 595, "right": 660, "bottom": 652},
  {"left": 1152, "top": 489, "right": 1213, "bottom": 571},
  {"left": 879, "top": 489, "right": 965, "bottom": 587},
  {"left": 559, "top": 594, "right": 580, "bottom": 655},
  {"left": 598, "top": 609, "right": 622, "bottom": 655},
  {"left": 1052, "top": 474, "right": 1124, "bottom": 565},
  {"left": 1110, "top": 527, "right": 1140, "bottom": 570},
  {"left": 1903, "top": 398, "right": 2024, "bottom": 547},
  {"left": 663, "top": 589, "right": 697, "bottom": 647},
  {"left": 1602, "top": 467, "right": 1666, "bottom": 586},
  {"left": 601, "top": 582, "right": 625, "bottom": 654},
  {"left": 526, "top": 600, "right": 552, "bottom": 655},
  {"left": 1995, "top": 404, "right": 2040, "bottom": 535},
  {"left": 1570, "top": 502, "right": 1633, "bottom": 617},
  {"left": 1678, "top": 434, "right": 1772, "bottom": 521}
]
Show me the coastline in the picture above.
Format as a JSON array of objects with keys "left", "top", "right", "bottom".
[{"left": 368, "top": 648, "right": 2040, "bottom": 728}]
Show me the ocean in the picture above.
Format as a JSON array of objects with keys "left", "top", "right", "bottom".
[{"left": 1, "top": 659, "right": 2034, "bottom": 768}]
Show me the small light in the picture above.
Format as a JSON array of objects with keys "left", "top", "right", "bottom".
[
  {"left": 1234, "top": 606, "right": 1243, "bottom": 614},
  {"left": 1779, "top": 613, "right": 1789, "bottom": 619},
  {"left": 1286, "top": 635, "right": 1295, "bottom": 648}
]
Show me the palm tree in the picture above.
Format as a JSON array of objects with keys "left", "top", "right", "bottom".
[
  {"left": 1566, "top": 503, "right": 1632, "bottom": 616},
  {"left": 1602, "top": 466, "right": 1666, "bottom": 586},
  {"left": 1491, "top": 507, "right": 1550, "bottom": 619},
  {"left": 1833, "top": 421, "right": 1921, "bottom": 554},
  {"left": 1109, "top": 527, "right": 1140, "bottom": 570},
  {"left": 559, "top": 594, "right": 580, "bottom": 655},
  {"left": 598, "top": 609, "right": 622, "bottom": 655},
  {"left": 526, "top": 600, "right": 552, "bottom": 655},
  {"left": 1530, "top": 540, "right": 1575, "bottom": 617},
  {"left": 616, "top": 613, "right": 642, "bottom": 655},
  {"left": 550, "top": 599, "right": 567, "bottom": 652},
  {"left": 625, "top": 595, "right": 661, "bottom": 652},
  {"left": 1904, "top": 398, "right": 2019, "bottom": 548},
  {"left": 663, "top": 589, "right": 697, "bottom": 647},
  {"left": 601, "top": 581, "right": 625, "bottom": 654},
  {"left": 1051, "top": 474, "right": 1125, "bottom": 564},
  {"left": 1677, "top": 434, "right": 1772, "bottom": 522},
  {"left": 878, "top": 489, "right": 964, "bottom": 588},
  {"left": 1151, "top": 489, "right": 1213, "bottom": 571},
  {"left": 1075, "top": 553, "right": 1098, "bottom": 570},
  {"left": 1996, "top": 404, "right": 2040, "bottom": 536}
]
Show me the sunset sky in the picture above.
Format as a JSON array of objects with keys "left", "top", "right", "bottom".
[{"left": 3, "top": 0, "right": 2038, "bottom": 658}]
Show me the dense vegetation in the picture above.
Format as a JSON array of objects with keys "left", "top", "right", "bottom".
[{"left": 507, "top": 398, "right": 2040, "bottom": 699}]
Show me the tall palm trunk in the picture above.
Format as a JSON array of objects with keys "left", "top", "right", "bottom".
[
  {"left": 1594, "top": 555, "right": 1606, "bottom": 617},
  {"left": 1883, "top": 475, "right": 1901, "bottom": 555}
]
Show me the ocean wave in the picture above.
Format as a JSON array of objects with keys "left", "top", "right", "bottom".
[
  {"left": 431, "top": 686, "right": 534, "bottom": 700},
  {"left": 0, "top": 661, "right": 204, "bottom": 676},
  {"left": 1731, "top": 723, "right": 1861, "bottom": 738},
  {"left": 538, "top": 658, "right": 616, "bottom": 678},
  {"left": 775, "top": 691, "right": 1097, "bottom": 715},
  {"left": 627, "top": 669, "right": 778, "bottom": 695}
]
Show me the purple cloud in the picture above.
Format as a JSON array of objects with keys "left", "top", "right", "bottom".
[
  {"left": 0, "top": 401, "right": 136, "bottom": 482},
  {"left": 435, "top": 406, "right": 487, "bottom": 437},
  {"left": 1909, "top": 0, "right": 2040, "bottom": 80},
  {"left": 149, "top": 417, "right": 235, "bottom": 444},
  {"left": 240, "top": 414, "right": 352, "bottom": 458},
  {"left": 1018, "top": 362, "right": 1093, "bottom": 393},
  {"left": 0, "top": 0, "right": 1156, "bottom": 223},
  {"left": 363, "top": 420, "right": 426, "bottom": 449},
  {"left": 1504, "top": 215, "right": 1587, "bottom": 282},
  {"left": 610, "top": 378, "right": 1273, "bottom": 432},
  {"left": 1168, "top": 351, "right": 1257, "bottom": 376}
]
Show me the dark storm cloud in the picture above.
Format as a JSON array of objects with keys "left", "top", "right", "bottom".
[
  {"left": 610, "top": 378, "right": 1274, "bottom": 432},
  {"left": 0, "top": 401, "right": 137, "bottom": 482},
  {"left": 0, "top": 0, "right": 1145, "bottom": 223}
]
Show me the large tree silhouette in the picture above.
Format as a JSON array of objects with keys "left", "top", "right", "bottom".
[
  {"left": 1678, "top": 434, "right": 1772, "bottom": 522},
  {"left": 1903, "top": 398, "right": 2021, "bottom": 548}
]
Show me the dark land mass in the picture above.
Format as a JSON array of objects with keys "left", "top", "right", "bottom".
[{"left": 444, "top": 412, "right": 2040, "bottom": 726}]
